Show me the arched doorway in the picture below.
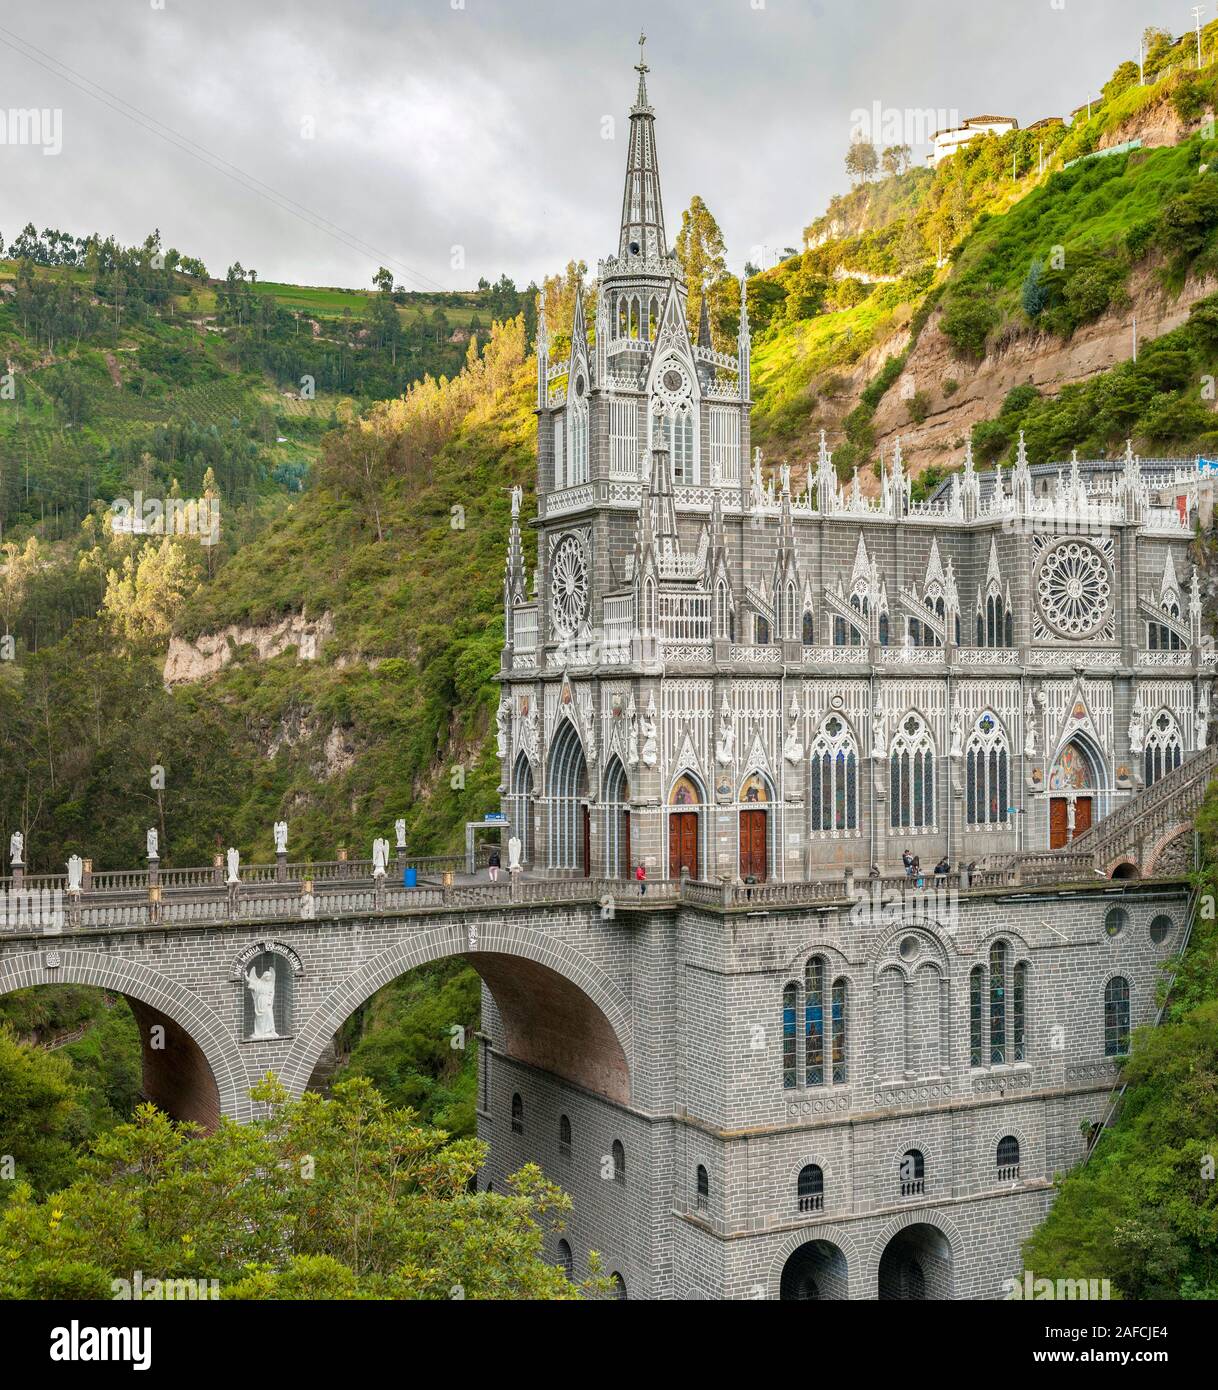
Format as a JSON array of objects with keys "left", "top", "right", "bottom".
[
  {"left": 738, "top": 772, "right": 771, "bottom": 882},
  {"left": 547, "top": 719, "right": 589, "bottom": 875},
  {"left": 668, "top": 774, "right": 703, "bottom": 879},
  {"left": 510, "top": 753, "right": 535, "bottom": 867},
  {"left": 780, "top": 1239, "right": 848, "bottom": 1300},
  {"left": 1048, "top": 735, "right": 1103, "bottom": 848},
  {"left": 877, "top": 1222, "right": 953, "bottom": 1299},
  {"left": 604, "top": 757, "right": 631, "bottom": 879}
]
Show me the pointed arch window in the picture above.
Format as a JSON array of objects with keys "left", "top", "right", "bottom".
[
  {"left": 969, "top": 965, "right": 984, "bottom": 1066},
  {"left": 780, "top": 581, "right": 797, "bottom": 640},
  {"left": 611, "top": 1139, "right": 627, "bottom": 1186},
  {"left": 804, "top": 956, "right": 825, "bottom": 1086},
  {"left": 802, "top": 609, "right": 815, "bottom": 646},
  {"left": 715, "top": 580, "right": 732, "bottom": 640},
  {"left": 782, "top": 982, "right": 798, "bottom": 1089},
  {"left": 989, "top": 941, "right": 1007, "bottom": 1064},
  {"left": 558, "top": 1113, "right": 572, "bottom": 1158},
  {"left": 889, "top": 714, "right": 935, "bottom": 829},
  {"left": 830, "top": 978, "right": 848, "bottom": 1084},
  {"left": 965, "top": 713, "right": 1009, "bottom": 826},
  {"left": 1144, "top": 710, "right": 1183, "bottom": 786},
  {"left": 511, "top": 1092, "right": 524, "bottom": 1134},
  {"left": 809, "top": 717, "right": 858, "bottom": 833},
  {"left": 695, "top": 1165, "right": 709, "bottom": 1211},
  {"left": 756, "top": 614, "right": 771, "bottom": 646},
  {"left": 1104, "top": 977, "right": 1130, "bottom": 1057},
  {"left": 568, "top": 382, "right": 589, "bottom": 485},
  {"left": 510, "top": 752, "right": 534, "bottom": 865}
]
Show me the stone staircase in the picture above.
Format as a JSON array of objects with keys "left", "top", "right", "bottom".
[{"left": 1074, "top": 744, "right": 1218, "bottom": 875}]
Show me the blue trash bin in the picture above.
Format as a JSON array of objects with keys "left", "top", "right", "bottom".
[{"left": 403, "top": 866, "right": 418, "bottom": 888}]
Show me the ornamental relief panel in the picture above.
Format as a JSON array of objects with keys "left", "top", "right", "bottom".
[{"left": 1032, "top": 535, "right": 1116, "bottom": 644}]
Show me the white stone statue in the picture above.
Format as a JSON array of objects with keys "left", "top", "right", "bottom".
[
  {"left": 226, "top": 847, "right": 240, "bottom": 884},
  {"left": 274, "top": 820, "right": 288, "bottom": 854},
  {"left": 783, "top": 697, "right": 804, "bottom": 765},
  {"left": 395, "top": 818, "right": 407, "bottom": 850},
  {"left": 372, "top": 837, "right": 389, "bottom": 877},
  {"left": 1066, "top": 799, "right": 1076, "bottom": 833},
  {"left": 1128, "top": 698, "right": 1145, "bottom": 756},
  {"left": 510, "top": 483, "right": 523, "bottom": 518},
  {"left": 523, "top": 706, "right": 540, "bottom": 762},
  {"left": 245, "top": 963, "right": 278, "bottom": 1039},
  {"left": 640, "top": 695, "right": 658, "bottom": 768},
  {"left": 872, "top": 710, "right": 887, "bottom": 759},
  {"left": 67, "top": 854, "right": 83, "bottom": 893},
  {"left": 626, "top": 695, "right": 640, "bottom": 767},
  {"left": 496, "top": 700, "right": 510, "bottom": 759},
  {"left": 146, "top": 827, "right": 158, "bottom": 860},
  {"left": 750, "top": 449, "right": 765, "bottom": 510},
  {"left": 949, "top": 700, "right": 964, "bottom": 758},
  {"left": 579, "top": 691, "right": 598, "bottom": 766},
  {"left": 1196, "top": 692, "right": 1209, "bottom": 751},
  {"left": 507, "top": 834, "right": 523, "bottom": 872},
  {"left": 9, "top": 831, "right": 23, "bottom": 867},
  {"left": 1024, "top": 693, "right": 1039, "bottom": 758},
  {"left": 715, "top": 697, "right": 735, "bottom": 766}
]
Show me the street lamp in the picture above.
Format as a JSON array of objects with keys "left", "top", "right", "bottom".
[{"left": 1194, "top": 6, "right": 1208, "bottom": 69}]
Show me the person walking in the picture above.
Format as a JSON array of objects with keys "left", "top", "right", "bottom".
[
  {"left": 488, "top": 846, "right": 501, "bottom": 882},
  {"left": 635, "top": 861, "right": 648, "bottom": 897},
  {"left": 902, "top": 848, "right": 913, "bottom": 878}
]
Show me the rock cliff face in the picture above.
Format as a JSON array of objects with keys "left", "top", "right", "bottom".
[
  {"left": 867, "top": 266, "right": 1217, "bottom": 464},
  {"left": 163, "top": 611, "right": 335, "bottom": 686}
]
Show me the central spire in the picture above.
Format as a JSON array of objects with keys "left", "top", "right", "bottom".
[{"left": 618, "top": 32, "right": 668, "bottom": 261}]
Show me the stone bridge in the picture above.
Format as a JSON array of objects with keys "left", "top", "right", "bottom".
[{"left": 0, "top": 849, "right": 1054, "bottom": 1130}]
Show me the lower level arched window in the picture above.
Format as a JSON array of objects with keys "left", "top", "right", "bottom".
[
  {"left": 611, "top": 1139, "right": 626, "bottom": 1186},
  {"left": 1104, "top": 977, "right": 1130, "bottom": 1057},
  {"left": 997, "top": 1135, "right": 1020, "bottom": 1179},
  {"left": 557, "top": 1239, "right": 573, "bottom": 1279},
  {"left": 695, "top": 1165, "right": 709, "bottom": 1211},
  {"left": 797, "top": 1163, "right": 824, "bottom": 1213},
  {"left": 900, "top": 1149, "right": 925, "bottom": 1196},
  {"left": 511, "top": 1092, "right": 523, "bottom": 1134}
]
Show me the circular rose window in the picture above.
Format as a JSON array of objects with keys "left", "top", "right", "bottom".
[
  {"left": 1035, "top": 540, "right": 1112, "bottom": 639},
  {"left": 550, "top": 535, "right": 589, "bottom": 638}
]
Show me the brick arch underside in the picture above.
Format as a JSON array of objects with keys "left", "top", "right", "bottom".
[
  {"left": 1145, "top": 823, "right": 1194, "bottom": 877},
  {"left": 0, "top": 950, "right": 249, "bottom": 1128},
  {"left": 282, "top": 929, "right": 634, "bottom": 1106}
]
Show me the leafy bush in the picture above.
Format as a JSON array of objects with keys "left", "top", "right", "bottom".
[{"left": 940, "top": 294, "right": 999, "bottom": 358}]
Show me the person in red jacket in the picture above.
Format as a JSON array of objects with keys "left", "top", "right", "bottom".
[{"left": 635, "top": 862, "right": 647, "bottom": 896}]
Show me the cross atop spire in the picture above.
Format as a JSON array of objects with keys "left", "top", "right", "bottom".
[{"left": 618, "top": 34, "right": 667, "bottom": 259}]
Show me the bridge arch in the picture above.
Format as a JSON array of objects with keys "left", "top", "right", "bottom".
[
  {"left": 280, "top": 918, "right": 634, "bottom": 1105},
  {"left": 0, "top": 949, "right": 250, "bottom": 1127}
]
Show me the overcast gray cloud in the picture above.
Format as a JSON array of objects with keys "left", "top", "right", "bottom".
[{"left": 0, "top": 0, "right": 1198, "bottom": 291}]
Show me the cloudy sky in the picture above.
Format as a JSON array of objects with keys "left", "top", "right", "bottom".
[{"left": 0, "top": 0, "right": 1197, "bottom": 291}]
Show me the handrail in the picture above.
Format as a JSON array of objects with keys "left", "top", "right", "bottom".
[{"left": 1071, "top": 745, "right": 1218, "bottom": 853}]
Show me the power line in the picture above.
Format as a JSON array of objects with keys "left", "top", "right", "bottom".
[{"left": 0, "top": 22, "right": 451, "bottom": 294}]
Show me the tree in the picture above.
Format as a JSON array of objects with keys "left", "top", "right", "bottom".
[
  {"left": 1022, "top": 258, "right": 1048, "bottom": 318},
  {"left": 881, "top": 144, "right": 912, "bottom": 178},
  {"left": 101, "top": 538, "right": 201, "bottom": 645},
  {"left": 0, "top": 1075, "right": 609, "bottom": 1299},
  {"left": 845, "top": 137, "right": 879, "bottom": 185},
  {"left": 674, "top": 196, "right": 729, "bottom": 345},
  {"left": 0, "top": 1025, "right": 82, "bottom": 1199}
]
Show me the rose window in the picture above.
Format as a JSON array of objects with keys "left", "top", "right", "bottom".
[
  {"left": 550, "top": 535, "right": 589, "bottom": 638},
  {"left": 1036, "top": 541, "right": 1111, "bottom": 638}
]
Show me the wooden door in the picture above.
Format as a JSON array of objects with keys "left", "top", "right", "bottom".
[
  {"left": 669, "top": 812, "right": 699, "bottom": 879},
  {"left": 581, "top": 805, "right": 591, "bottom": 877},
  {"left": 739, "top": 809, "right": 768, "bottom": 881},
  {"left": 1049, "top": 798, "right": 1068, "bottom": 849},
  {"left": 1074, "top": 797, "right": 1093, "bottom": 838}
]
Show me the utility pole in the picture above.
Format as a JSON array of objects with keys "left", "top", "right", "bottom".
[
  {"left": 1193, "top": 5, "right": 1207, "bottom": 68},
  {"left": 1139, "top": 34, "right": 1145, "bottom": 83},
  {"left": 1132, "top": 313, "right": 1138, "bottom": 363}
]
